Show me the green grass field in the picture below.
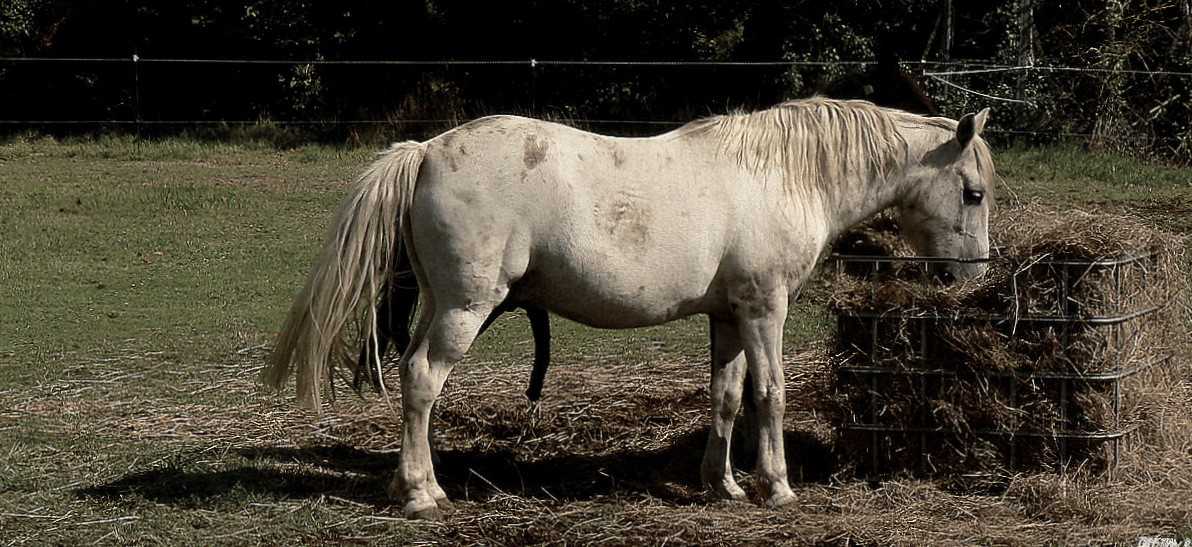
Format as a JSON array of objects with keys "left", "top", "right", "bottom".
[{"left": 1, "top": 133, "right": 1189, "bottom": 544}]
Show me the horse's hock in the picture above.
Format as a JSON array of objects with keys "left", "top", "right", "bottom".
[{"left": 823, "top": 206, "right": 1190, "bottom": 480}]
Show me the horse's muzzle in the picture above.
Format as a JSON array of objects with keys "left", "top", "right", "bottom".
[{"left": 931, "top": 260, "right": 987, "bottom": 284}]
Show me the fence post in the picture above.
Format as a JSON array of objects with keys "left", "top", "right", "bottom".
[
  {"left": 1015, "top": 0, "right": 1036, "bottom": 125},
  {"left": 530, "top": 58, "right": 538, "bottom": 116},
  {"left": 133, "top": 51, "right": 142, "bottom": 139}
]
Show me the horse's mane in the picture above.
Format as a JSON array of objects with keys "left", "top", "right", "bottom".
[{"left": 682, "top": 97, "right": 968, "bottom": 198}]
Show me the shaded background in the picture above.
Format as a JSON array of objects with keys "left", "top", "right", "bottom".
[{"left": 3, "top": 0, "right": 1192, "bottom": 160}]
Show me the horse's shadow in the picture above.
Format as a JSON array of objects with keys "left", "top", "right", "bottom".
[
  {"left": 76, "top": 443, "right": 395, "bottom": 508},
  {"left": 77, "top": 428, "right": 838, "bottom": 508}
]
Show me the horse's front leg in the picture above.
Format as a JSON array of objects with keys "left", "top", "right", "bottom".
[
  {"left": 701, "top": 316, "right": 748, "bottom": 501},
  {"left": 734, "top": 288, "right": 797, "bottom": 507}
]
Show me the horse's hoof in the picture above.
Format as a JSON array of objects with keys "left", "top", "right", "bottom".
[
  {"left": 404, "top": 499, "right": 444, "bottom": 521},
  {"left": 405, "top": 507, "right": 443, "bottom": 519},
  {"left": 763, "top": 491, "right": 798, "bottom": 508},
  {"left": 704, "top": 480, "right": 747, "bottom": 503}
]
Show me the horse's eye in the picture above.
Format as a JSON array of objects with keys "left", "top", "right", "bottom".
[{"left": 963, "top": 189, "right": 985, "bottom": 205}]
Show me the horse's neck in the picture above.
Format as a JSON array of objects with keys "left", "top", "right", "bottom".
[
  {"left": 818, "top": 174, "right": 906, "bottom": 243},
  {"left": 817, "top": 126, "right": 941, "bottom": 241}
]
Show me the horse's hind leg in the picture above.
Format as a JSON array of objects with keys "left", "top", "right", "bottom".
[
  {"left": 354, "top": 252, "right": 418, "bottom": 390},
  {"left": 353, "top": 279, "right": 417, "bottom": 390},
  {"left": 391, "top": 298, "right": 502, "bottom": 520},
  {"left": 701, "top": 316, "right": 748, "bottom": 502}
]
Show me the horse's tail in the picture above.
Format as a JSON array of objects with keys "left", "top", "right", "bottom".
[{"left": 261, "top": 141, "right": 427, "bottom": 410}]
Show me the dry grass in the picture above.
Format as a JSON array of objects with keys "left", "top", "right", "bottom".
[{"left": 4, "top": 338, "right": 1191, "bottom": 545}]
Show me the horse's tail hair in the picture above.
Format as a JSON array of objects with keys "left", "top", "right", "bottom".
[{"left": 261, "top": 141, "right": 427, "bottom": 410}]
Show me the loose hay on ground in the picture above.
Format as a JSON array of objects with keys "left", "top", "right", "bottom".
[{"left": 8, "top": 322, "right": 1192, "bottom": 544}]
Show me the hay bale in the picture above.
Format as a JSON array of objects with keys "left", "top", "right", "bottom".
[
  {"left": 824, "top": 204, "right": 1190, "bottom": 479},
  {"left": 827, "top": 204, "right": 1184, "bottom": 318}
]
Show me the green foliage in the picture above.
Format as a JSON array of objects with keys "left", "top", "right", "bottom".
[
  {"left": 0, "top": 0, "right": 55, "bottom": 55},
  {"left": 962, "top": 0, "right": 1192, "bottom": 163},
  {"left": 4, "top": 1, "right": 1192, "bottom": 160}
]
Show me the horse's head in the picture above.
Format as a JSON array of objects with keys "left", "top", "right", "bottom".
[{"left": 897, "top": 109, "right": 993, "bottom": 282}]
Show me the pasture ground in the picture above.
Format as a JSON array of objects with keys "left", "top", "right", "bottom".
[{"left": 1, "top": 134, "right": 1190, "bottom": 545}]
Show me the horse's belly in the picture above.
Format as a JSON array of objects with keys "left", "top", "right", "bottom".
[
  {"left": 516, "top": 255, "right": 718, "bottom": 329},
  {"left": 515, "top": 189, "right": 731, "bottom": 328}
]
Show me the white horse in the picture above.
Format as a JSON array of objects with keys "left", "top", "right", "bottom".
[{"left": 262, "top": 98, "right": 994, "bottom": 519}]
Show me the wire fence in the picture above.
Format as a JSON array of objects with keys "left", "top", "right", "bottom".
[
  {"left": 0, "top": 56, "right": 837, "bottom": 66},
  {"left": 3, "top": 55, "right": 1192, "bottom": 154},
  {"left": 0, "top": 56, "right": 830, "bottom": 130}
]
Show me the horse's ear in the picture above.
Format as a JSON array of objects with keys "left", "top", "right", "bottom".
[{"left": 956, "top": 108, "right": 990, "bottom": 148}]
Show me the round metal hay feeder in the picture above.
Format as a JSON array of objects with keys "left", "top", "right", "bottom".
[{"left": 826, "top": 250, "right": 1182, "bottom": 480}]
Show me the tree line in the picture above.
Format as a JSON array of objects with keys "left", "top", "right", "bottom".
[{"left": 3, "top": 1, "right": 1191, "bottom": 159}]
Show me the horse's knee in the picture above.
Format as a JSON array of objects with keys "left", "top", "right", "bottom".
[
  {"left": 750, "top": 388, "right": 783, "bottom": 419},
  {"left": 749, "top": 369, "right": 785, "bottom": 409}
]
